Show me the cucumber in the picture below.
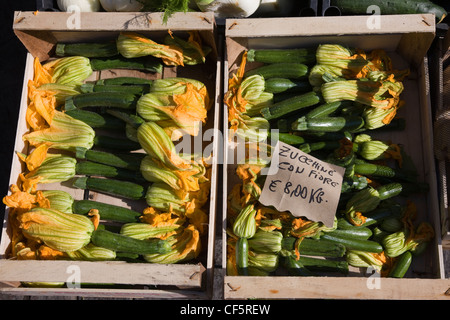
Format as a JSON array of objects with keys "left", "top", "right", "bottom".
[
  {"left": 247, "top": 48, "right": 316, "bottom": 65},
  {"left": 321, "top": 233, "right": 383, "bottom": 253},
  {"left": 388, "top": 251, "right": 412, "bottom": 278},
  {"left": 264, "top": 78, "right": 312, "bottom": 94},
  {"left": 91, "top": 229, "right": 171, "bottom": 255},
  {"left": 72, "top": 200, "right": 141, "bottom": 223},
  {"left": 244, "top": 63, "right": 309, "bottom": 80},
  {"left": 261, "top": 91, "right": 321, "bottom": 120},
  {"left": 75, "top": 148, "right": 145, "bottom": 171},
  {"left": 73, "top": 177, "right": 145, "bottom": 200},
  {"left": 55, "top": 42, "right": 118, "bottom": 58},
  {"left": 330, "top": 0, "right": 447, "bottom": 23}
]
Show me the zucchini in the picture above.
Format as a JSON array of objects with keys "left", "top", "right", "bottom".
[
  {"left": 376, "top": 182, "right": 403, "bottom": 200},
  {"left": 388, "top": 251, "right": 412, "bottom": 278},
  {"left": 65, "top": 92, "right": 139, "bottom": 110},
  {"left": 268, "top": 131, "right": 305, "bottom": 146},
  {"left": 354, "top": 162, "right": 416, "bottom": 182},
  {"left": 236, "top": 238, "right": 249, "bottom": 276},
  {"left": 282, "top": 237, "right": 346, "bottom": 257},
  {"left": 96, "top": 77, "right": 153, "bottom": 86},
  {"left": 292, "top": 115, "right": 365, "bottom": 132},
  {"left": 244, "top": 63, "right": 309, "bottom": 80},
  {"left": 261, "top": 91, "right": 321, "bottom": 120},
  {"left": 298, "top": 256, "right": 349, "bottom": 274},
  {"left": 80, "top": 83, "right": 150, "bottom": 95},
  {"left": 283, "top": 255, "right": 314, "bottom": 276},
  {"left": 75, "top": 161, "right": 145, "bottom": 183},
  {"left": 326, "top": 227, "right": 373, "bottom": 240},
  {"left": 91, "top": 229, "right": 171, "bottom": 255},
  {"left": 93, "top": 135, "right": 142, "bottom": 151},
  {"left": 321, "top": 233, "right": 383, "bottom": 253},
  {"left": 73, "top": 177, "right": 145, "bottom": 200},
  {"left": 72, "top": 200, "right": 141, "bottom": 223},
  {"left": 64, "top": 108, "right": 125, "bottom": 130},
  {"left": 305, "top": 101, "right": 350, "bottom": 119},
  {"left": 264, "top": 78, "right": 312, "bottom": 94},
  {"left": 90, "top": 56, "right": 163, "bottom": 73},
  {"left": 247, "top": 48, "right": 316, "bottom": 65},
  {"left": 361, "top": 205, "right": 402, "bottom": 227},
  {"left": 330, "top": 0, "right": 447, "bottom": 23},
  {"left": 55, "top": 42, "right": 118, "bottom": 58},
  {"left": 75, "top": 148, "right": 145, "bottom": 171}
]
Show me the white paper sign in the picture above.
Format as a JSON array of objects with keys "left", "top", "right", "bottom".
[{"left": 259, "top": 141, "right": 345, "bottom": 227}]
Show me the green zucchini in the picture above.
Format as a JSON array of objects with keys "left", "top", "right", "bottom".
[
  {"left": 64, "top": 108, "right": 125, "bottom": 130},
  {"left": 282, "top": 237, "right": 346, "bottom": 257},
  {"left": 90, "top": 56, "right": 163, "bottom": 73},
  {"left": 261, "top": 91, "right": 321, "bottom": 120},
  {"left": 292, "top": 115, "right": 365, "bottom": 132},
  {"left": 65, "top": 92, "right": 139, "bottom": 110},
  {"left": 361, "top": 205, "right": 402, "bottom": 227},
  {"left": 388, "top": 251, "right": 412, "bottom": 278},
  {"left": 264, "top": 78, "right": 312, "bottom": 94},
  {"left": 298, "top": 256, "right": 349, "bottom": 274},
  {"left": 376, "top": 182, "right": 403, "bottom": 200},
  {"left": 75, "top": 148, "right": 145, "bottom": 171},
  {"left": 80, "top": 83, "right": 150, "bottom": 95},
  {"left": 247, "top": 48, "right": 316, "bottom": 65},
  {"left": 75, "top": 161, "right": 145, "bottom": 183},
  {"left": 73, "top": 177, "right": 145, "bottom": 200},
  {"left": 283, "top": 255, "right": 314, "bottom": 276},
  {"left": 268, "top": 131, "right": 305, "bottom": 146},
  {"left": 236, "top": 238, "right": 249, "bottom": 276},
  {"left": 305, "top": 101, "right": 350, "bottom": 119},
  {"left": 55, "top": 42, "right": 118, "bottom": 58},
  {"left": 93, "top": 135, "right": 142, "bottom": 151},
  {"left": 321, "top": 233, "right": 383, "bottom": 253},
  {"left": 91, "top": 229, "right": 171, "bottom": 255},
  {"left": 330, "top": 0, "right": 447, "bottom": 23},
  {"left": 96, "top": 77, "right": 153, "bottom": 86},
  {"left": 72, "top": 200, "right": 141, "bottom": 223},
  {"left": 244, "top": 63, "right": 309, "bottom": 80},
  {"left": 326, "top": 227, "right": 373, "bottom": 240}
]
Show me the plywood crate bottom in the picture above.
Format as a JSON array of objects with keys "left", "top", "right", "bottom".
[
  {"left": 222, "top": 15, "right": 450, "bottom": 300},
  {"left": 0, "top": 11, "right": 220, "bottom": 299}
]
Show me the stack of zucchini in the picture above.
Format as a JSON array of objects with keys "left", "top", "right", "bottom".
[{"left": 225, "top": 45, "right": 434, "bottom": 278}]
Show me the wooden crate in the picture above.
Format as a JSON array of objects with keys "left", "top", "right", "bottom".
[
  {"left": 222, "top": 14, "right": 450, "bottom": 300},
  {"left": 432, "top": 27, "right": 450, "bottom": 249},
  {"left": 0, "top": 11, "right": 221, "bottom": 299}
]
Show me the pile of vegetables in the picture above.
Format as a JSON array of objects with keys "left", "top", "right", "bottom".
[
  {"left": 2, "top": 31, "right": 214, "bottom": 266},
  {"left": 224, "top": 44, "right": 435, "bottom": 278}
]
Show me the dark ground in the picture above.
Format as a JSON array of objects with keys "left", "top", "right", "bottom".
[{"left": 0, "top": 1, "right": 37, "bottom": 226}]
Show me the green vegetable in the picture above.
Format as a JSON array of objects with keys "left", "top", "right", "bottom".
[
  {"left": 244, "top": 63, "right": 309, "bottom": 80},
  {"left": 388, "top": 251, "right": 413, "bottom": 278},
  {"left": 73, "top": 177, "right": 145, "bottom": 200},
  {"left": 96, "top": 77, "right": 153, "bottom": 86},
  {"left": 75, "top": 148, "right": 145, "bottom": 171},
  {"left": 292, "top": 115, "right": 365, "bottom": 132},
  {"left": 75, "top": 161, "right": 145, "bottom": 183},
  {"left": 93, "top": 134, "right": 142, "bottom": 151},
  {"left": 90, "top": 56, "right": 163, "bottom": 73},
  {"left": 80, "top": 83, "right": 150, "bottom": 95},
  {"left": 283, "top": 255, "right": 314, "bottom": 276},
  {"left": 282, "top": 237, "right": 346, "bottom": 258},
  {"left": 321, "top": 233, "right": 383, "bottom": 253},
  {"left": 236, "top": 238, "right": 249, "bottom": 276},
  {"left": 91, "top": 229, "right": 171, "bottom": 255},
  {"left": 64, "top": 108, "right": 125, "bottom": 130},
  {"left": 264, "top": 78, "right": 312, "bottom": 94},
  {"left": 55, "top": 42, "right": 118, "bottom": 58},
  {"left": 247, "top": 48, "right": 316, "bottom": 65},
  {"left": 72, "top": 200, "right": 141, "bottom": 223},
  {"left": 298, "top": 256, "right": 349, "bottom": 274},
  {"left": 325, "top": 227, "right": 373, "bottom": 240},
  {"left": 260, "top": 91, "right": 321, "bottom": 120}
]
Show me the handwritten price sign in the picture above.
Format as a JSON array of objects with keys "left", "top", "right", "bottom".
[{"left": 259, "top": 141, "right": 345, "bottom": 227}]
